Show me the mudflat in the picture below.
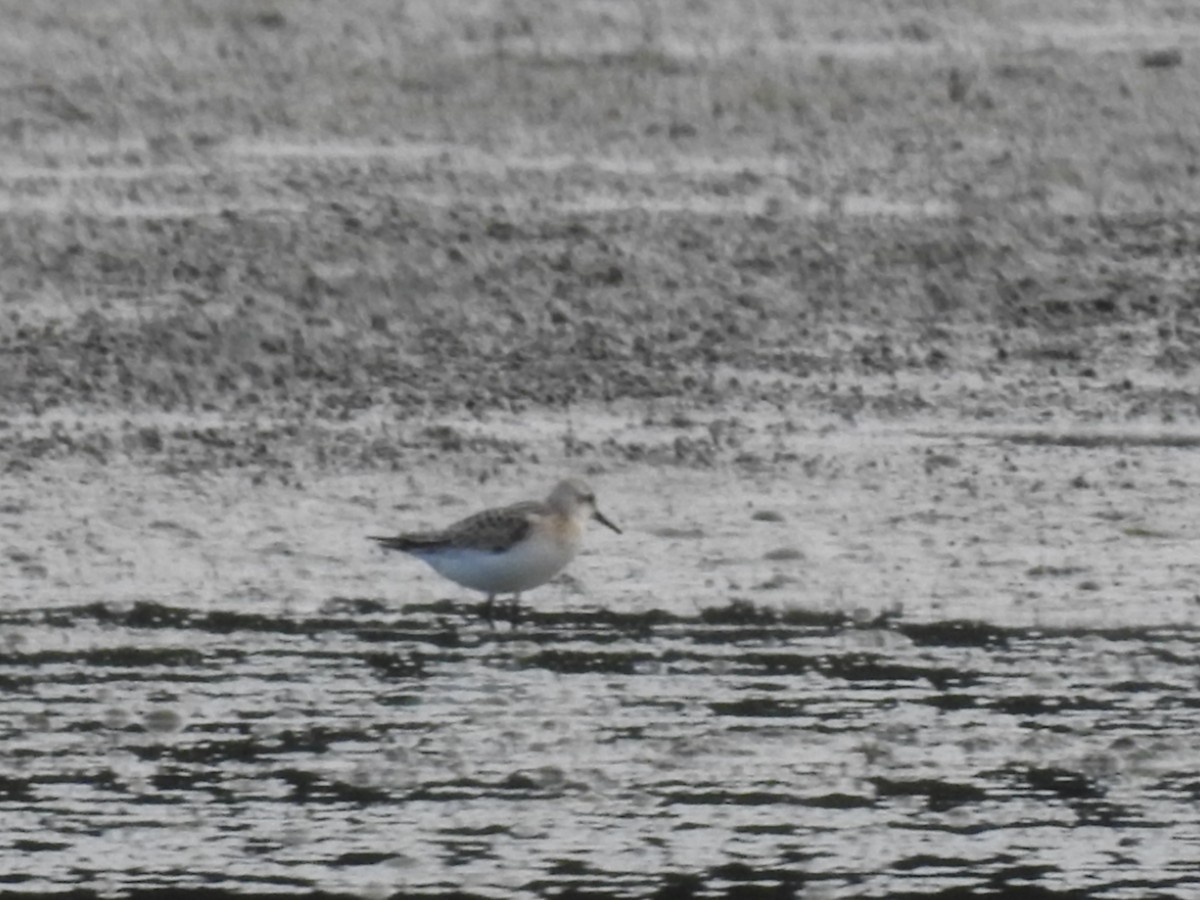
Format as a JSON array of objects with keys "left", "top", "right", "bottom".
[{"left": 2, "top": 2, "right": 1200, "bottom": 897}]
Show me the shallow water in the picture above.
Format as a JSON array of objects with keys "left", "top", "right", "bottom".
[{"left": 2, "top": 599, "right": 1199, "bottom": 898}]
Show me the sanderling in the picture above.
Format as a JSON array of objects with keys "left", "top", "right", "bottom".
[{"left": 370, "top": 478, "right": 621, "bottom": 622}]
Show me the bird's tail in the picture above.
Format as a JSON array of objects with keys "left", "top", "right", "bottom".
[{"left": 369, "top": 533, "right": 443, "bottom": 552}]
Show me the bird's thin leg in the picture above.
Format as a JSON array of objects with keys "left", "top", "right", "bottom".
[
  {"left": 509, "top": 593, "right": 522, "bottom": 627},
  {"left": 482, "top": 594, "right": 497, "bottom": 626}
]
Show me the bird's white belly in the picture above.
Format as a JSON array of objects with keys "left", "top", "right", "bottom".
[{"left": 422, "top": 533, "right": 578, "bottom": 595}]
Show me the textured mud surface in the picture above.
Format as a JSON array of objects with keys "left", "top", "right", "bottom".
[{"left": 5, "top": 1, "right": 1200, "bottom": 897}]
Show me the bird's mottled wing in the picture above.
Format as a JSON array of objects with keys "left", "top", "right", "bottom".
[
  {"left": 443, "top": 501, "right": 540, "bottom": 552},
  {"left": 371, "top": 500, "right": 541, "bottom": 554}
]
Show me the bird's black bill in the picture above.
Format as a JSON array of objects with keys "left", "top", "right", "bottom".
[{"left": 593, "top": 510, "right": 622, "bottom": 534}]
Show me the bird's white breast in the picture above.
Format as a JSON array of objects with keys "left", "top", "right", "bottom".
[{"left": 420, "top": 528, "right": 580, "bottom": 594}]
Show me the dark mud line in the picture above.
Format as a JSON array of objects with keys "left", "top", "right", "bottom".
[
  {"left": 985, "top": 431, "right": 1200, "bottom": 450},
  {"left": 9, "top": 597, "right": 1196, "bottom": 642}
]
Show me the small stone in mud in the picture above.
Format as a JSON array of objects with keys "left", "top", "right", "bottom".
[
  {"left": 924, "top": 452, "right": 959, "bottom": 474},
  {"left": 23, "top": 711, "right": 51, "bottom": 731},
  {"left": 763, "top": 546, "right": 804, "bottom": 561},
  {"left": 1141, "top": 48, "right": 1182, "bottom": 69},
  {"left": 103, "top": 707, "right": 131, "bottom": 730},
  {"left": 143, "top": 708, "right": 184, "bottom": 734},
  {"left": 422, "top": 425, "right": 463, "bottom": 452},
  {"left": 486, "top": 219, "right": 515, "bottom": 240},
  {"left": 652, "top": 525, "right": 705, "bottom": 539},
  {"left": 852, "top": 606, "right": 882, "bottom": 626},
  {"left": 751, "top": 509, "right": 785, "bottom": 523},
  {"left": 138, "top": 426, "right": 163, "bottom": 452},
  {"left": 755, "top": 573, "right": 796, "bottom": 590}
]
